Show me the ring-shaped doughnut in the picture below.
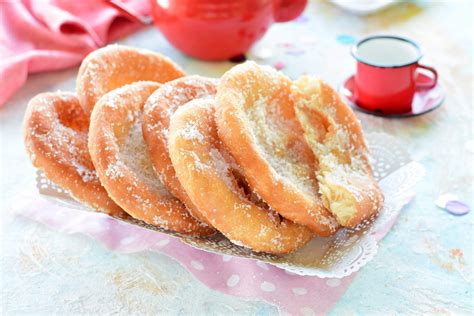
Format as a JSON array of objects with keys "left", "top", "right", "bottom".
[
  {"left": 23, "top": 92, "right": 125, "bottom": 217},
  {"left": 88, "top": 81, "right": 213, "bottom": 236},
  {"left": 292, "top": 76, "right": 384, "bottom": 227},
  {"left": 143, "top": 75, "right": 217, "bottom": 224},
  {"left": 215, "top": 61, "right": 338, "bottom": 236},
  {"left": 76, "top": 45, "right": 185, "bottom": 115},
  {"left": 168, "top": 99, "right": 314, "bottom": 254}
]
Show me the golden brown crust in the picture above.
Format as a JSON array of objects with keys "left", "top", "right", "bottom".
[
  {"left": 88, "top": 81, "right": 213, "bottom": 236},
  {"left": 215, "top": 62, "right": 338, "bottom": 236},
  {"left": 292, "top": 76, "right": 384, "bottom": 227},
  {"left": 142, "top": 76, "right": 217, "bottom": 225},
  {"left": 23, "top": 92, "right": 125, "bottom": 217},
  {"left": 76, "top": 45, "right": 185, "bottom": 115},
  {"left": 168, "top": 99, "right": 314, "bottom": 254}
]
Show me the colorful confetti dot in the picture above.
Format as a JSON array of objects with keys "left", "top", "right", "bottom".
[
  {"left": 445, "top": 200, "right": 470, "bottom": 216},
  {"left": 436, "top": 193, "right": 470, "bottom": 216},
  {"left": 278, "top": 42, "right": 294, "bottom": 48},
  {"left": 295, "top": 15, "right": 309, "bottom": 23},
  {"left": 450, "top": 248, "right": 463, "bottom": 258},
  {"left": 273, "top": 62, "right": 285, "bottom": 70},
  {"left": 286, "top": 48, "right": 306, "bottom": 56},
  {"left": 336, "top": 34, "right": 356, "bottom": 45}
]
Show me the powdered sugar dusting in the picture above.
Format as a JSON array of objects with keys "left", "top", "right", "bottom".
[
  {"left": 169, "top": 100, "right": 314, "bottom": 253},
  {"left": 77, "top": 45, "right": 185, "bottom": 111},
  {"left": 292, "top": 76, "right": 383, "bottom": 225},
  {"left": 24, "top": 92, "right": 124, "bottom": 215},
  {"left": 209, "top": 147, "right": 235, "bottom": 191},
  {"left": 224, "top": 62, "right": 320, "bottom": 199},
  {"left": 105, "top": 160, "right": 125, "bottom": 180},
  {"left": 118, "top": 118, "right": 170, "bottom": 197},
  {"left": 71, "top": 159, "right": 98, "bottom": 183},
  {"left": 180, "top": 123, "right": 205, "bottom": 143}
]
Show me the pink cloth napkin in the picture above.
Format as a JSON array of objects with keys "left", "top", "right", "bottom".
[{"left": 0, "top": 0, "right": 150, "bottom": 107}]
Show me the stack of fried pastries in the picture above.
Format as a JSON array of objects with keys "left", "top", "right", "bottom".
[{"left": 23, "top": 45, "right": 383, "bottom": 254}]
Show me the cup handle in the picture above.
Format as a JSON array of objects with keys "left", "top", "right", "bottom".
[{"left": 416, "top": 64, "right": 438, "bottom": 89}]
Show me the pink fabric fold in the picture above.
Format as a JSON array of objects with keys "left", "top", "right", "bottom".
[{"left": 0, "top": 0, "right": 150, "bottom": 106}]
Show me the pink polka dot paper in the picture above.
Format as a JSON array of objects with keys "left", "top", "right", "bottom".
[{"left": 10, "top": 189, "right": 353, "bottom": 315}]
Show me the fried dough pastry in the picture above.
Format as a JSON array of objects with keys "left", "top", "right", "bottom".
[
  {"left": 23, "top": 92, "right": 125, "bottom": 217},
  {"left": 143, "top": 75, "right": 217, "bottom": 225},
  {"left": 215, "top": 61, "right": 338, "bottom": 236},
  {"left": 168, "top": 99, "right": 314, "bottom": 253},
  {"left": 77, "top": 45, "right": 185, "bottom": 114},
  {"left": 88, "top": 81, "right": 213, "bottom": 235},
  {"left": 292, "top": 76, "right": 384, "bottom": 227}
]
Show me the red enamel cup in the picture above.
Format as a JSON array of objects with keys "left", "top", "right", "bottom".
[
  {"left": 148, "top": 0, "right": 307, "bottom": 60},
  {"left": 351, "top": 35, "right": 438, "bottom": 114}
]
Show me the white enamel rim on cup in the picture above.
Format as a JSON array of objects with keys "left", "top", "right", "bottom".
[{"left": 351, "top": 35, "right": 423, "bottom": 69}]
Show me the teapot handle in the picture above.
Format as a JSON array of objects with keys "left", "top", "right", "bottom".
[
  {"left": 273, "top": 0, "right": 307, "bottom": 22},
  {"left": 108, "top": 0, "right": 153, "bottom": 25}
]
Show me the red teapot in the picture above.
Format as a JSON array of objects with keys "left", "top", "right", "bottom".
[{"left": 148, "top": 0, "right": 307, "bottom": 60}]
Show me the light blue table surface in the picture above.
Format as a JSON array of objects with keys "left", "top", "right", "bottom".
[{"left": 1, "top": 1, "right": 472, "bottom": 314}]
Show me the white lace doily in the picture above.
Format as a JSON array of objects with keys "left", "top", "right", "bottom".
[{"left": 37, "top": 132, "right": 425, "bottom": 278}]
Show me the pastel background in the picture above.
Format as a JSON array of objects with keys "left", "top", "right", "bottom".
[{"left": 1, "top": 1, "right": 472, "bottom": 314}]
